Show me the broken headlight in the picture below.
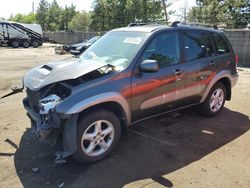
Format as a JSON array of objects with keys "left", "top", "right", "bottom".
[{"left": 39, "top": 94, "right": 61, "bottom": 114}]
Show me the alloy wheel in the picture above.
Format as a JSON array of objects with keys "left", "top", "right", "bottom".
[
  {"left": 210, "top": 88, "right": 224, "bottom": 112},
  {"left": 81, "top": 120, "right": 114, "bottom": 157}
]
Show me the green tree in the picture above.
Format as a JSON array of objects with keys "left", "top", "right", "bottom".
[
  {"left": 36, "top": 0, "right": 77, "bottom": 31},
  {"left": 36, "top": 0, "right": 49, "bottom": 30},
  {"left": 62, "top": 4, "right": 77, "bottom": 30},
  {"left": 68, "top": 11, "right": 92, "bottom": 31},
  {"left": 188, "top": 0, "right": 249, "bottom": 28},
  {"left": 91, "top": 0, "right": 164, "bottom": 31},
  {"left": 9, "top": 13, "right": 37, "bottom": 23},
  {"left": 47, "top": 0, "right": 63, "bottom": 31}
]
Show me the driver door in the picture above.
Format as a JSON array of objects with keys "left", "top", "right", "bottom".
[{"left": 131, "top": 31, "right": 186, "bottom": 122}]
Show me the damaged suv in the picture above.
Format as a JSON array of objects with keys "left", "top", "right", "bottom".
[{"left": 23, "top": 24, "right": 238, "bottom": 163}]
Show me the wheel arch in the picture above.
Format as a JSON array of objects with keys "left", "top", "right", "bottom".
[
  {"left": 59, "top": 93, "right": 130, "bottom": 159},
  {"left": 218, "top": 77, "right": 231, "bottom": 100},
  {"left": 61, "top": 92, "right": 131, "bottom": 130},
  {"left": 201, "top": 70, "right": 233, "bottom": 103},
  {"left": 77, "top": 101, "right": 129, "bottom": 134}
]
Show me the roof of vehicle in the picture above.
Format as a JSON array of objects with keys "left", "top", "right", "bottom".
[
  {"left": 113, "top": 25, "right": 169, "bottom": 33},
  {"left": 112, "top": 24, "right": 223, "bottom": 34}
]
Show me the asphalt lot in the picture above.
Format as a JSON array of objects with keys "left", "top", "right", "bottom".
[{"left": 0, "top": 46, "right": 249, "bottom": 188}]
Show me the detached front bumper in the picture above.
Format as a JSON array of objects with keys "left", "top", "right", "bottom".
[
  {"left": 23, "top": 97, "right": 79, "bottom": 159},
  {"left": 23, "top": 97, "right": 61, "bottom": 144}
]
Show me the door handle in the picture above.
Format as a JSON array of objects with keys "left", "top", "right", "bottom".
[
  {"left": 210, "top": 61, "right": 215, "bottom": 67},
  {"left": 174, "top": 69, "right": 183, "bottom": 76}
]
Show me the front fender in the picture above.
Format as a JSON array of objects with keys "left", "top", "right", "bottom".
[{"left": 56, "top": 92, "right": 131, "bottom": 125}]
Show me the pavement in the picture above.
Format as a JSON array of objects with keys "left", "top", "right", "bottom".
[{"left": 0, "top": 46, "right": 249, "bottom": 188}]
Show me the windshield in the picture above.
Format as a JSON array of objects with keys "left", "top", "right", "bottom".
[{"left": 79, "top": 31, "right": 149, "bottom": 71}]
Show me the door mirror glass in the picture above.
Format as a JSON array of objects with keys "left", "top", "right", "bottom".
[{"left": 140, "top": 59, "right": 159, "bottom": 73}]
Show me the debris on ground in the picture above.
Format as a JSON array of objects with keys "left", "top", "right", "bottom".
[
  {"left": 44, "top": 180, "right": 50, "bottom": 185},
  {"left": 54, "top": 46, "right": 68, "bottom": 55},
  {"left": 202, "top": 130, "right": 214, "bottom": 135},
  {"left": 54, "top": 159, "right": 67, "bottom": 164},
  {"left": 201, "top": 168, "right": 207, "bottom": 172},
  {"left": 54, "top": 151, "right": 67, "bottom": 164},
  {"left": 58, "top": 182, "right": 64, "bottom": 188},
  {"left": 32, "top": 167, "right": 40, "bottom": 173}
]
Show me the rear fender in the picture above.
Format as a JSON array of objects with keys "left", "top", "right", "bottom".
[{"left": 200, "top": 70, "right": 233, "bottom": 103}]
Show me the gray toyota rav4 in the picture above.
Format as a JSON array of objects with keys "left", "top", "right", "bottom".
[{"left": 23, "top": 24, "right": 238, "bottom": 163}]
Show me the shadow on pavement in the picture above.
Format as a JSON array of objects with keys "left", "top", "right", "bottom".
[{"left": 14, "top": 108, "right": 250, "bottom": 188}]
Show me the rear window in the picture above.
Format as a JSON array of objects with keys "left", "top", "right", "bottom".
[
  {"left": 212, "top": 33, "right": 230, "bottom": 54},
  {"left": 183, "top": 31, "right": 214, "bottom": 62}
]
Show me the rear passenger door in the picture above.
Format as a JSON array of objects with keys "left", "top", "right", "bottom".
[{"left": 182, "top": 30, "right": 216, "bottom": 104}]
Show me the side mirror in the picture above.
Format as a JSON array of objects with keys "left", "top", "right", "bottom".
[{"left": 140, "top": 59, "right": 159, "bottom": 73}]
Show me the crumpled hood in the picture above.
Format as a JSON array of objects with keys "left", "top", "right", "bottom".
[{"left": 24, "top": 58, "right": 107, "bottom": 91}]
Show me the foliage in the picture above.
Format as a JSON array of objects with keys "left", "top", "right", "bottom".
[
  {"left": 9, "top": 13, "right": 37, "bottom": 24},
  {"left": 7, "top": 0, "right": 175, "bottom": 31},
  {"left": 90, "top": 0, "right": 165, "bottom": 31},
  {"left": 9, "top": 0, "right": 77, "bottom": 31},
  {"left": 36, "top": 0, "right": 77, "bottom": 31},
  {"left": 68, "top": 12, "right": 92, "bottom": 31},
  {"left": 188, "top": 0, "right": 250, "bottom": 28},
  {"left": 36, "top": 0, "right": 49, "bottom": 29}
]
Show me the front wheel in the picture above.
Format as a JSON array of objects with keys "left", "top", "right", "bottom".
[
  {"left": 73, "top": 110, "right": 121, "bottom": 164},
  {"left": 200, "top": 82, "right": 226, "bottom": 117}
]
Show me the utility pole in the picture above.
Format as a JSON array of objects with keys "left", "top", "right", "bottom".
[
  {"left": 183, "top": 0, "right": 188, "bottom": 22},
  {"left": 143, "top": 0, "right": 147, "bottom": 22},
  {"left": 162, "top": 0, "right": 168, "bottom": 22},
  {"left": 32, "top": 1, "right": 35, "bottom": 13}
]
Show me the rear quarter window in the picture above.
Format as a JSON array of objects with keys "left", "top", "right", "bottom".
[{"left": 212, "top": 33, "right": 230, "bottom": 54}]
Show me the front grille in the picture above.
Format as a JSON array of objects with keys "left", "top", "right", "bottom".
[{"left": 26, "top": 88, "right": 42, "bottom": 112}]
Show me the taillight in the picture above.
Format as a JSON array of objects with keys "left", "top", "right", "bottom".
[{"left": 235, "top": 54, "right": 239, "bottom": 66}]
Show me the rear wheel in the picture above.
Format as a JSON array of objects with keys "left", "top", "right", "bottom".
[
  {"left": 73, "top": 110, "right": 121, "bottom": 164},
  {"left": 22, "top": 40, "right": 30, "bottom": 48},
  {"left": 200, "top": 82, "right": 226, "bottom": 117},
  {"left": 32, "top": 40, "right": 39, "bottom": 48},
  {"left": 11, "top": 40, "right": 20, "bottom": 48}
]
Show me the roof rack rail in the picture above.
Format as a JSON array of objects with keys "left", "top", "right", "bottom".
[{"left": 171, "top": 21, "right": 219, "bottom": 30}]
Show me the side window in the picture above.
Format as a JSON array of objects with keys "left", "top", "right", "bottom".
[
  {"left": 142, "top": 32, "right": 180, "bottom": 68},
  {"left": 184, "top": 31, "right": 214, "bottom": 62},
  {"left": 212, "top": 33, "right": 230, "bottom": 54}
]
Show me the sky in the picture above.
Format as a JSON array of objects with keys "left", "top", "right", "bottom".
[{"left": 0, "top": 0, "right": 197, "bottom": 22}]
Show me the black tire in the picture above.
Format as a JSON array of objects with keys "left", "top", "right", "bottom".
[
  {"left": 200, "top": 82, "right": 226, "bottom": 117},
  {"left": 73, "top": 110, "right": 121, "bottom": 164},
  {"left": 32, "top": 40, "right": 39, "bottom": 48},
  {"left": 22, "top": 40, "right": 30, "bottom": 48},
  {"left": 11, "top": 40, "right": 20, "bottom": 48}
]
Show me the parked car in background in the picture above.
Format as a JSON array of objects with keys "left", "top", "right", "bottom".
[
  {"left": 54, "top": 36, "right": 100, "bottom": 55},
  {"left": 23, "top": 23, "right": 238, "bottom": 164},
  {"left": 70, "top": 36, "right": 100, "bottom": 56}
]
